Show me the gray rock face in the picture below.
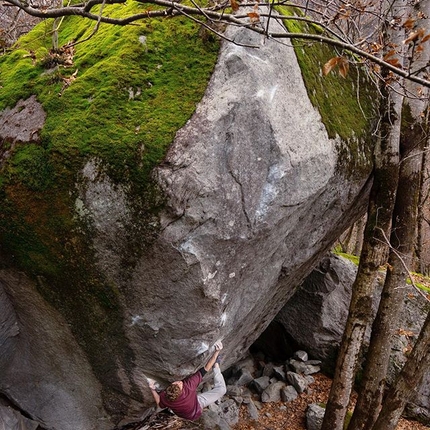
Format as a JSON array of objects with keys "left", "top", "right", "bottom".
[
  {"left": 0, "top": 17, "right": 373, "bottom": 430},
  {"left": 0, "top": 270, "right": 113, "bottom": 430},
  {"left": 0, "top": 95, "right": 46, "bottom": 166},
  {"left": 0, "top": 404, "right": 39, "bottom": 430},
  {"left": 0, "top": 95, "right": 46, "bottom": 144},
  {"left": 276, "top": 253, "right": 358, "bottom": 366},
  {"left": 140, "top": 18, "right": 370, "bottom": 379}
]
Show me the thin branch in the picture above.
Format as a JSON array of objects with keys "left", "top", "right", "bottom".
[
  {"left": 3, "top": 0, "right": 430, "bottom": 88},
  {"left": 376, "top": 227, "right": 430, "bottom": 303},
  {"left": 70, "top": 0, "right": 106, "bottom": 47}
]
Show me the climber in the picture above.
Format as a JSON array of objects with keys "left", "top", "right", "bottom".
[{"left": 148, "top": 341, "right": 226, "bottom": 421}]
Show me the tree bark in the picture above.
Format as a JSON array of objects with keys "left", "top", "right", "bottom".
[
  {"left": 371, "top": 310, "right": 430, "bottom": 430},
  {"left": 349, "top": 1, "right": 429, "bottom": 427},
  {"left": 349, "top": 95, "right": 424, "bottom": 430},
  {"left": 322, "top": 3, "right": 405, "bottom": 429},
  {"left": 321, "top": 18, "right": 402, "bottom": 430}
]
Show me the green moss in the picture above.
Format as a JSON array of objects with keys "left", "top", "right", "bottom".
[
  {"left": 8, "top": 144, "right": 54, "bottom": 191},
  {"left": 406, "top": 274, "right": 430, "bottom": 293},
  {"left": 334, "top": 252, "right": 430, "bottom": 294},
  {"left": 277, "top": 7, "right": 377, "bottom": 176},
  {"left": 333, "top": 250, "right": 360, "bottom": 266},
  {"left": 0, "top": 3, "right": 219, "bottom": 402},
  {"left": 0, "top": 3, "right": 219, "bottom": 260}
]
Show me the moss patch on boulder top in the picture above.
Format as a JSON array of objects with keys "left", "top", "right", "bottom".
[
  {"left": 279, "top": 7, "right": 377, "bottom": 176},
  {"left": 0, "top": 4, "right": 219, "bottom": 274}
]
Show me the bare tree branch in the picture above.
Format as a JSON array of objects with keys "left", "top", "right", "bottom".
[{"left": 2, "top": 0, "right": 430, "bottom": 89}]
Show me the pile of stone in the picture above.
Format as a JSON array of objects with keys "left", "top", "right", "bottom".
[{"left": 200, "top": 350, "right": 321, "bottom": 430}]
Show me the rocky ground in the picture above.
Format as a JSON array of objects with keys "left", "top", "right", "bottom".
[{"left": 125, "top": 373, "right": 429, "bottom": 430}]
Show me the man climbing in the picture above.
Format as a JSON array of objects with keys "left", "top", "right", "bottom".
[{"left": 148, "top": 341, "right": 226, "bottom": 421}]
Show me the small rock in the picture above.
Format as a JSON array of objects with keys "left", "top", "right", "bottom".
[
  {"left": 226, "top": 385, "right": 242, "bottom": 397},
  {"left": 286, "top": 371, "right": 309, "bottom": 394},
  {"left": 219, "top": 399, "right": 240, "bottom": 426},
  {"left": 262, "top": 362, "right": 275, "bottom": 377},
  {"left": 273, "top": 365, "right": 286, "bottom": 381},
  {"left": 306, "top": 403, "right": 325, "bottom": 430},
  {"left": 235, "top": 368, "right": 254, "bottom": 386},
  {"left": 261, "top": 381, "right": 285, "bottom": 403},
  {"left": 281, "top": 385, "right": 298, "bottom": 402},
  {"left": 246, "top": 400, "right": 259, "bottom": 420},
  {"left": 289, "top": 359, "right": 320, "bottom": 375},
  {"left": 295, "top": 350, "right": 308, "bottom": 362},
  {"left": 252, "top": 376, "right": 270, "bottom": 394}
]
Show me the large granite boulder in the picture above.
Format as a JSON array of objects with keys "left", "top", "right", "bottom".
[
  {"left": 275, "top": 253, "right": 361, "bottom": 367},
  {"left": 0, "top": 13, "right": 375, "bottom": 430}
]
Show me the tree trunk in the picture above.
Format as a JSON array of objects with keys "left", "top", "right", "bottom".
[
  {"left": 353, "top": 216, "right": 365, "bottom": 257},
  {"left": 349, "top": 93, "right": 424, "bottom": 430},
  {"left": 322, "top": 3, "right": 405, "bottom": 429},
  {"left": 321, "top": 23, "right": 402, "bottom": 430},
  {"left": 416, "top": 147, "right": 430, "bottom": 274},
  {"left": 371, "top": 310, "right": 430, "bottom": 430},
  {"left": 349, "top": 1, "right": 429, "bottom": 427}
]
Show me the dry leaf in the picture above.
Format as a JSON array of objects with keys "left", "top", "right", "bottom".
[
  {"left": 338, "top": 57, "right": 349, "bottom": 78},
  {"left": 323, "top": 56, "right": 349, "bottom": 78},
  {"left": 322, "top": 57, "right": 341, "bottom": 76},
  {"left": 403, "top": 28, "right": 425, "bottom": 44},
  {"left": 403, "top": 345, "right": 413, "bottom": 355},
  {"left": 402, "top": 17, "right": 415, "bottom": 29},
  {"left": 385, "top": 58, "right": 402, "bottom": 67},
  {"left": 247, "top": 11, "right": 260, "bottom": 23},
  {"left": 383, "top": 50, "right": 397, "bottom": 60},
  {"left": 398, "top": 328, "right": 415, "bottom": 337},
  {"left": 230, "top": 0, "right": 239, "bottom": 12}
]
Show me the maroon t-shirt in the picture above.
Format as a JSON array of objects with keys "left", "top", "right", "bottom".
[{"left": 159, "top": 371, "right": 203, "bottom": 420}]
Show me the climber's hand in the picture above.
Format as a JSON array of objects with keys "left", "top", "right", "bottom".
[
  {"left": 147, "top": 377, "right": 157, "bottom": 390},
  {"left": 214, "top": 340, "right": 223, "bottom": 351}
]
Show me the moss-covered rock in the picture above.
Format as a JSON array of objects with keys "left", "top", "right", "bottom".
[{"left": 0, "top": 5, "right": 219, "bottom": 425}]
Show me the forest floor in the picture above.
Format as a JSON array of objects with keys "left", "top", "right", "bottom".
[{"left": 133, "top": 373, "right": 428, "bottom": 430}]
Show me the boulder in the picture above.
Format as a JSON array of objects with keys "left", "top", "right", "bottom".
[
  {"left": 276, "top": 254, "right": 358, "bottom": 367},
  {"left": 0, "top": 271, "right": 114, "bottom": 430},
  {"left": 0, "top": 10, "right": 374, "bottom": 430}
]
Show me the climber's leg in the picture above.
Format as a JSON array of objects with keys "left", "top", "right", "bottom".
[{"left": 197, "top": 365, "right": 226, "bottom": 409}]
